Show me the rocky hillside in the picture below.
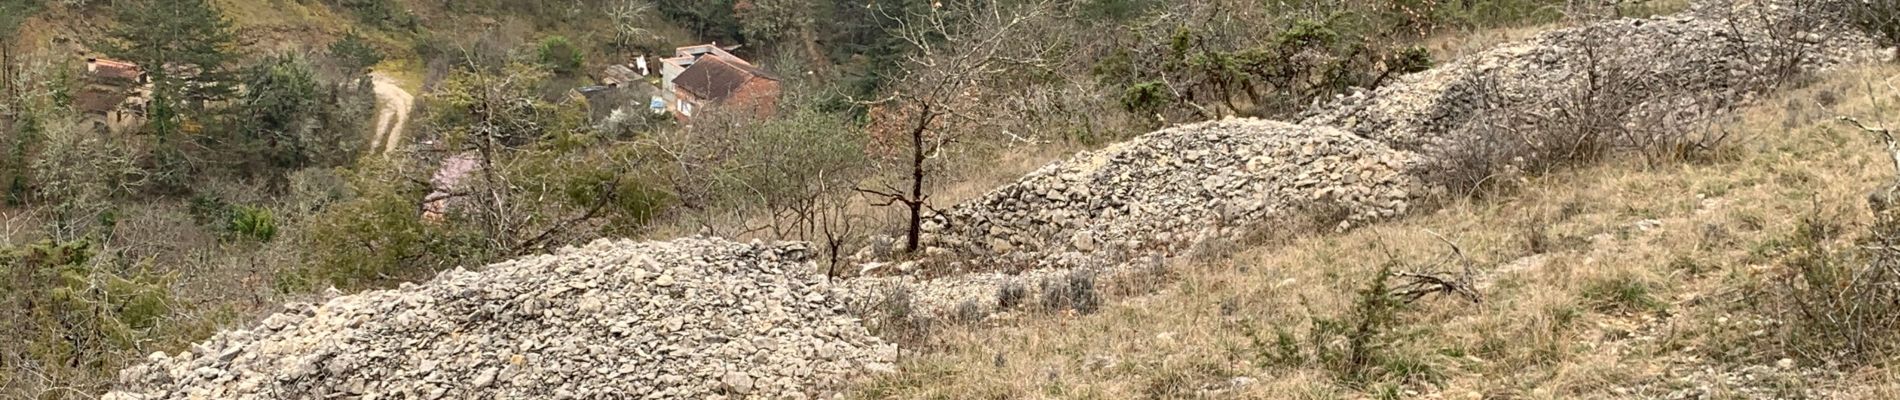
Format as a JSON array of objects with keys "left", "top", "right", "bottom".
[
  {"left": 919, "top": 119, "right": 1419, "bottom": 270},
  {"left": 859, "top": 0, "right": 1884, "bottom": 316},
  {"left": 1302, "top": 0, "right": 1880, "bottom": 152},
  {"left": 102, "top": 0, "right": 1892, "bottom": 398},
  {"left": 928, "top": 0, "right": 1880, "bottom": 273}
]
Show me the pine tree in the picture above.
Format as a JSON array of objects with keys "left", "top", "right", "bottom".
[
  {"left": 100, "top": 0, "right": 238, "bottom": 193},
  {"left": 101, "top": 0, "right": 239, "bottom": 119},
  {"left": 327, "top": 31, "right": 383, "bottom": 74}
]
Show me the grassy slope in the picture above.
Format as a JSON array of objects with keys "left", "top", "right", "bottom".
[{"left": 848, "top": 64, "right": 1900, "bottom": 399}]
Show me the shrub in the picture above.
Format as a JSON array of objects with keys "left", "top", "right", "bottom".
[
  {"left": 868, "top": 285, "right": 936, "bottom": 345},
  {"left": 288, "top": 164, "right": 446, "bottom": 291},
  {"left": 996, "top": 281, "right": 1027, "bottom": 309},
  {"left": 1, "top": 239, "right": 177, "bottom": 394},
  {"left": 538, "top": 35, "right": 584, "bottom": 75},
  {"left": 1423, "top": 37, "right": 1730, "bottom": 198},
  {"left": 1774, "top": 210, "right": 1900, "bottom": 365},
  {"left": 1430, "top": 0, "right": 1567, "bottom": 29},
  {"left": 1309, "top": 262, "right": 1409, "bottom": 383},
  {"left": 188, "top": 193, "right": 231, "bottom": 225},
  {"left": 1040, "top": 271, "right": 1101, "bottom": 314},
  {"left": 334, "top": 0, "right": 416, "bottom": 29},
  {"left": 186, "top": 195, "right": 278, "bottom": 242},
  {"left": 228, "top": 205, "right": 278, "bottom": 242},
  {"left": 954, "top": 299, "right": 984, "bottom": 323}
]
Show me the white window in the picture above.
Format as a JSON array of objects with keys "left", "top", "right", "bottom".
[{"left": 680, "top": 101, "right": 695, "bottom": 116}]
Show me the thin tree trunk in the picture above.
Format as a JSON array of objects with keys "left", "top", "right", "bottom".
[
  {"left": 2, "top": 42, "right": 13, "bottom": 116},
  {"left": 905, "top": 105, "right": 929, "bottom": 253}
]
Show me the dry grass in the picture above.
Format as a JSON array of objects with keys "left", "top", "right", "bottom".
[{"left": 846, "top": 63, "right": 1900, "bottom": 399}]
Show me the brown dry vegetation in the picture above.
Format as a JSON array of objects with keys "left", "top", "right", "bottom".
[{"left": 847, "top": 64, "right": 1900, "bottom": 399}]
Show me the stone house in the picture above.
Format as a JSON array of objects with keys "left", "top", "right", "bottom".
[
  {"left": 657, "top": 43, "right": 735, "bottom": 93},
  {"left": 75, "top": 58, "right": 148, "bottom": 133},
  {"left": 657, "top": 43, "right": 780, "bottom": 119}
]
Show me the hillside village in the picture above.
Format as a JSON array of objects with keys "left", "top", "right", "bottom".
[{"left": 5, "top": 0, "right": 1900, "bottom": 399}]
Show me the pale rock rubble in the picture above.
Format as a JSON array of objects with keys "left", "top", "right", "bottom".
[
  {"left": 1301, "top": 0, "right": 1883, "bottom": 154},
  {"left": 105, "top": 237, "right": 892, "bottom": 400},
  {"left": 917, "top": 119, "right": 1420, "bottom": 271}
]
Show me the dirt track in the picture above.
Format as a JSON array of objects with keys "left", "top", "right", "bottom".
[{"left": 369, "top": 72, "right": 413, "bottom": 155}]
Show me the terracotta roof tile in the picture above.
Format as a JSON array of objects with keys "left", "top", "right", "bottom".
[{"left": 672, "top": 56, "right": 776, "bottom": 102}]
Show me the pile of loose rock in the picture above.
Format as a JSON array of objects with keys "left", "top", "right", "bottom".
[
  {"left": 916, "top": 0, "right": 1884, "bottom": 277},
  {"left": 1301, "top": 0, "right": 1883, "bottom": 153},
  {"left": 915, "top": 119, "right": 1420, "bottom": 272},
  {"left": 105, "top": 237, "right": 893, "bottom": 400}
]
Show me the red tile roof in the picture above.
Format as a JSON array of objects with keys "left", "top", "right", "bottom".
[
  {"left": 673, "top": 56, "right": 777, "bottom": 103},
  {"left": 87, "top": 58, "right": 142, "bottom": 82}
]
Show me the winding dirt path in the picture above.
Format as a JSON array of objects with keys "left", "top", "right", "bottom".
[{"left": 369, "top": 72, "right": 414, "bottom": 155}]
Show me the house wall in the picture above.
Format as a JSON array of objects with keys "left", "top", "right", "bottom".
[
  {"left": 727, "top": 78, "right": 781, "bottom": 118},
  {"left": 671, "top": 86, "right": 702, "bottom": 119},
  {"left": 660, "top": 58, "right": 691, "bottom": 92}
]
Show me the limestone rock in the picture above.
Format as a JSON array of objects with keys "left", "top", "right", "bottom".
[{"left": 106, "top": 237, "right": 892, "bottom": 399}]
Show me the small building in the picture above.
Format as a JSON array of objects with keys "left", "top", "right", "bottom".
[
  {"left": 658, "top": 43, "right": 741, "bottom": 93},
  {"left": 599, "top": 64, "right": 641, "bottom": 88},
  {"left": 76, "top": 58, "right": 149, "bottom": 133},
  {"left": 86, "top": 58, "right": 144, "bottom": 83},
  {"left": 668, "top": 49, "right": 779, "bottom": 119}
]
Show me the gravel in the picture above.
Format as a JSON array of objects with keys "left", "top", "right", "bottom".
[{"left": 104, "top": 237, "right": 893, "bottom": 400}]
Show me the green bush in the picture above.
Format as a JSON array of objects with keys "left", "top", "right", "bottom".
[
  {"left": 538, "top": 35, "right": 584, "bottom": 75},
  {"left": 1310, "top": 262, "right": 1410, "bottom": 383},
  {"left": 187, "top": 195, "right": 277, "bottom": 242},
  {"left": 1080, "top": 0, "right": 1157, "bottom": 21},
  {"left": 1252, "top": 259, "right": 1447, "bottom": 390},
  {"left": 1118, "top": 15, "right": 1438, "bottom": 119},
  {"left": 229, "top": 205, "right": 278, "bottom": 242},
  {"left": 288, "top": 163, "right": 446, "bottom": 291}
]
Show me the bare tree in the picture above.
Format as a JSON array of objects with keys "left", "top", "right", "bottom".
[
  {"left": 608, "top": 0, "right": 656, "bottom": 52},
  {"left": 639, "top": 103, "right": 871, "bottom": 273},
  {"left": 424, "top": 63, "right": 632, "bottom": 258},
  {"left": 855, "top": 0, "right": 1057, "bottom": 254}
]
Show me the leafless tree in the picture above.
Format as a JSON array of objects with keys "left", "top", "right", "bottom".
[
  {"left": 425, "top": 63, "right": 625, "bottom": 258},
  {"left": 855, "top": 0, "right": 1059, "bottom": 254}
]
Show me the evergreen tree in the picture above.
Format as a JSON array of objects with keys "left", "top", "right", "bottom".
[
  {"left": 327, "top": 31, "right": 384, "bottom": 74},
  {"left": 235, "top": 56, "right": 321, "bottom": 173},
  {"left": 224, "top": 55, "right": 371, "bottom": 183},
  {"left": 101, "top": 0, "right": 239, "bottom": 120},
  {"left": 100, "top": 0, "right": 238, "bottom": 193}
]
